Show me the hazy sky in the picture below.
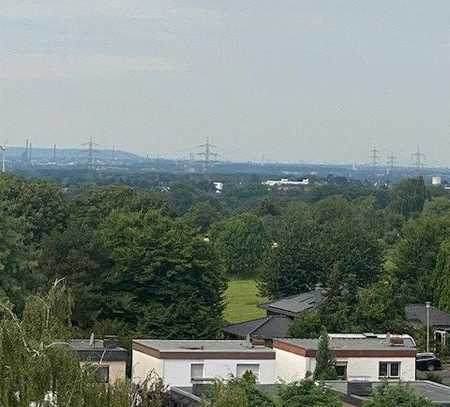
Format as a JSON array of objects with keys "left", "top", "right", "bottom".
[{"left": 2, "top": 1, "right": 450, "bottom": 165}]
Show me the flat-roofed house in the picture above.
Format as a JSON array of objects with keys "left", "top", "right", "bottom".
[
  {"left": 67, "top": 338, "right": 128, "bottom": 384},
  {"left": 273, "top": 335, "right": 417, "bottom": 383},
  {"left": 132, "top": 340, "right": 276, "bottom": 387}
]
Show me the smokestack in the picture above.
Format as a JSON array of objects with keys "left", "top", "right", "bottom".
[{"left": 29, "top": 142, "right": 32, "bottom": 162}]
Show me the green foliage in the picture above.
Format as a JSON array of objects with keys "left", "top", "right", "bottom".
[
  {"left": 389, "top": 176, "right": 427, "bottom": 218},
  {"left": 211, "top": 212, "right": 270, "bottom": 278},
  {"left": 423, "top": 196, "right": 450, "bottom": 217},
  {"left": 0, "top": 284, "right": 175, "bottom": 407},
  {"left": 277, "top": 379, "right": 341, "bottom": 407},
  {"left": 363, "top": 384, "right": 433, "bottom": 407},
  {"left": 0, "top": 204, "right": 36, "bottom": 312},
  {"left": 434, "top": 239, "right": 450, "bottom": 313},
  {"left": 38, "top": 221, "right": 113, "bottom": 328},
  {"left": 392, "top": 215, "right": 450, "bottom": 302},
  {"left": 224, "top": 279, "right": 266, "bottom": 323},
  {"left": 289, "top": 312, "right": 323, "bottom": 339},
  {"left": 97, "top": 209, "right": 226, "bottom": 338},
  {"left": 204, "top": 374, "right": 275, "bottom": 407},
  {"left": 183, "top": 201, "right": 223, "bottom": 233},
  {"left": 314, "top": 328, "right": 338, "bottom": 380}
]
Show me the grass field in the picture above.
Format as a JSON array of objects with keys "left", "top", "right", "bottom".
[{"left": 224, "top": 279, "right": 267, "bottom": 323}]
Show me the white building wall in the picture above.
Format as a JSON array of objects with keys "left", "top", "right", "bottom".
[
  {"left": 135, "top": 357, "right": 276, "bottom": 387},
  {"left": 132, "top": 350, "right": 163, "bottom": 384},
  {"left": 275, "top": 349, "right": 312, "bottom": 382},
  {"left": 275, "top": 349, "right": 416, "bottom": 383},
  {"left": 342, "top": 357, "right": 416, "bottom": 382},
  {"left": 79, "top": 361, "right": 126, "bottom": 384}
]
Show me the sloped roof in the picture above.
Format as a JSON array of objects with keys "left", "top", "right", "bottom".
[
  {"left": 223, "top": 316, "right": 293, "bottom": 340},
  {"left": 259, "top": 289, "right": 325, "bottom": 317},
  {"left": 405, "top": 304, "right": 450, "bottom": 328}
]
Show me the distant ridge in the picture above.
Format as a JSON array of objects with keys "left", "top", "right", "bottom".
[{"left": 6, "top": 147, "right": 142, "bottom": 161}]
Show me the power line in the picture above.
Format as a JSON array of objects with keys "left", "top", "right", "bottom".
[
  {"left": 81, "top": 136, "right": 100, "bottom": 170},
  {"left": 412, "top": 146, "right": 425, "bottom": 171},
  {"left": 387, "top": 153, "right": 397, "bottom": 171},
  {"left": 197, "top": 136, "right": 218, "bottom": 173},
  {"left": 370, "top": 146, "right": 380, "bottom": 167}
]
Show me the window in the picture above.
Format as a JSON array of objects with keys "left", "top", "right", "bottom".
[
  {"left": 190, "top": 364, "right": 204, "bottom": 381},
  {"left": 236, "top": 364, "right": 260, "bottom": 381},
  {"left": 95, "top": 366, "right": 109, "bottom": 383},
  {"left": 335, "top": 362, "right": 347, "bottom": 379},
  {"left": 379, "top": 362, "right": 400, "bottom": 378}
]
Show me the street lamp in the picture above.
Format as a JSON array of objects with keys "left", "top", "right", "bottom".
[{"left": 426, "top": 301, "right": 431, "bottom": 352}]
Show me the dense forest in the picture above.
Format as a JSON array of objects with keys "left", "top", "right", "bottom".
[{"left": 0, "top": 172, "right": 449, "bottom": 346}]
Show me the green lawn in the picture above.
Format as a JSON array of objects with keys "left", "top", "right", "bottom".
[{"left": 224, "top": 279, "right": 267, "bottom": 323}]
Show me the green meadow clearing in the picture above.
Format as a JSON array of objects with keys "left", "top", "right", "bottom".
[{"left": 224, "top": 279, "right": 267, "bottom": 323}]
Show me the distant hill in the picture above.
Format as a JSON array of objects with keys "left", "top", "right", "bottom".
[{"left": 6, "top": 147, "right": 142, "bottom": 161}]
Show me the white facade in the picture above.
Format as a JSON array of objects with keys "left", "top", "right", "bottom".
[
  {"left": 132, "top": 350, "right": 276, "bottom": 387},
  {"left": 274, "top": 346, "right": 416, "bottom": 383}
]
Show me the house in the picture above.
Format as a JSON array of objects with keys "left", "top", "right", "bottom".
[
  {"left": 67, "top": 338, "right": 128, "bottom": 384},
  {"left": 405, "top": 304, "right": 450, "bottom": 350},
  {"left": 324, "top": 380, "right": 450, "bottom": 406},
  {"left": 273, "top": 334, "right": 417, "bottom": 382},
  {"left": 223, "top": 288, "right": 324, "bottom": 344},
  {"left": 132, "top": 340, "right": 276, "bottom": 387}
]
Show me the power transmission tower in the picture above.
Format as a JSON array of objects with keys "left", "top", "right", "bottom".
[
  {"left": 81, "top": 136, "right": 99, "bottom": 170},
  {"left": 370, "top": 146, "right": 380, "bottom": 167},
  {"left": 387, "top": 153, "right": 396, "bottom": 171},
  {"left": 412, "top": 146, "right": 425, "bottom": 171},
  {"left": 53, "top": 144, "right": 57, "bottom": 163},
  {"left": 197, "top": 137, "right": 218, "bottom": 173}
]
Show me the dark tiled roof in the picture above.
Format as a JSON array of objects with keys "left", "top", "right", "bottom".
[
  {"left": 405, "top": 304, "right": 450, "bottom": 328},
  {"left": 259, "top": 289, "right": 325, "bottom": 317},
  {"left": 223, "top": 316, "right": 293, "bottom": 340}
]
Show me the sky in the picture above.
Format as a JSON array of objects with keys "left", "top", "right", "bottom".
[{"left": 1, "top": 1, "right": 450, "bottom": 165}]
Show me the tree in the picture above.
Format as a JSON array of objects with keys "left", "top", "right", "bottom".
[
  {"left": 278, "top": 379, "right": 341, "bottom": 407},
  {"left": 363, "top": 384, "right": 433, "bottom": 407},
  {"left": 0, "top": 174, "right": 68, "bottom": 242},
  {"left": 0, "top": 203, "right": 35, "bottom": 313},
  {"left": 389, "top": 177, "right": 427, "bottom": 218},
  {"left": 211, "top": 212, "right": 269, "bottom": 278},
  {"left": 204, "top": 373, "right": 275, "bottom": 407},
  {"left": 0, "top": 284, "right": 176, "bottom": 407},
  {"left": 259, "top": 209, "right": 323, "bottom": 298},
  {"left": 356, "top": 274, "right": 408, "bottom": 333},
  {"left": 38, "top": 220, "right": 113, "bottom": 328},
  {"left": 423, "top": 196, "right": 450, "bottom": 218},
  {"left": 97, "top": 209, "right": 226, "bottom": 338},
  {"left": 434, "top": 239, "right": 450, "bottom": 313},
  {"left": 393, "top": 215, "right": 450, "bottom": 302},
  {"left": 289, "top": 312, "right": 323, "bottom": 339},
  {"left": 183, "top": 201, "right": 223, "bottom": 234},
  {"left": 314, "top": 328, "right": 338, "bottom": 380}
]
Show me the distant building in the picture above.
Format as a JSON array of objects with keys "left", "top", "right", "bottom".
[
  {"left": 273, "top": 335, "right": 417, "bottom": 382},
  {"left": 262, "top": 178, "right": 309, "bottom": 189},
  {"left": 213, "top": 182, "right": 223, "bottom": 193},
  {"left": 432, "top": 176, "right": 442, "bottom": 186},
  {"left": 132, "top": 339, "right": 276, "bottom": 387}
]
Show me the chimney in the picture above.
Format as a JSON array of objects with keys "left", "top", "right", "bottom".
[{"left": 89, "top": 332, "right": 95, "bottom": 348}]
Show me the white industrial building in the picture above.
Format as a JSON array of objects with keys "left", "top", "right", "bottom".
[{"left": 132, "top": 340, "right": 276, "bottom": 387}]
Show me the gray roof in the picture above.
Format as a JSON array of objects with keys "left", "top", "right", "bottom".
[
  {"left": 405, "top": 304, "right": 450, "bottom": 328},
  {"left": 325, "top": 381, "right": 450, "bottom": 406},
  {"left": 223, "top": 316, "right": 293, "bottom": 340},
  {"left": 134, "top": 339, "right": 275, "bottom": 353},
  {"left": 66, "top": 339, "right": 128, "bottom": 362},
  {"left": 259, "top": 289, "right": 325, "bottom": 317},
  {"left": 276, "top": 337, "right": 413, "bottom": 351}
]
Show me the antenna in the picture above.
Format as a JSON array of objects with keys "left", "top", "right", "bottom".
[{"left": 197, "top": 136, "right": 218, "bottom": 173}]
